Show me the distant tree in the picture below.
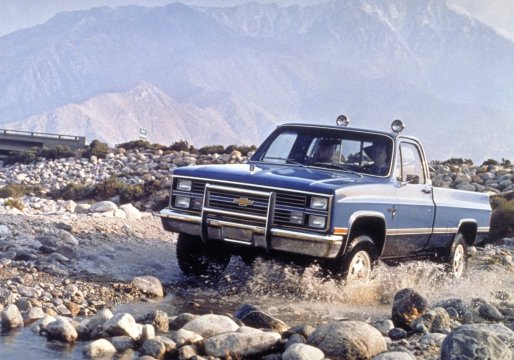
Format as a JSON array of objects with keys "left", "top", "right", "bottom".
[
  {"left": 443, "top": 158, "right": 473, "bottom": 165},
  {"left": 482, "top": 159, "right": 499, "bottom": 166},
  {"left": 170, "top": 140, "right": 196, "bottom": 153}
]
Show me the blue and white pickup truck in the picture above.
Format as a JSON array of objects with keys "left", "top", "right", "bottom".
[{"left": 160, "top": 118, "right": 491, "bottom": 280}]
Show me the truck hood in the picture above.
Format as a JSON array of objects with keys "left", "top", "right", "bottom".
[{"left": 172, "top": 163, "right": 384, "bottom": 194}]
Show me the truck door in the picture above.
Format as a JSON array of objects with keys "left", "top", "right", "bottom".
[{"left": 382, "top": 141, "right": 435, "bottom": 258}]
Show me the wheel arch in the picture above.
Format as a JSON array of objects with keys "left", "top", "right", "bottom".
[
  {"left": 342, "top": 211, "right": 386, "bottom": 257},
  {"left": 456, "top": 219, "right": 478, "bottom": 246}
]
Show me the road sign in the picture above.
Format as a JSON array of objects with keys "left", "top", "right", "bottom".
[{"left": 139, "top": 128, "right": 147, "bottom": 140}]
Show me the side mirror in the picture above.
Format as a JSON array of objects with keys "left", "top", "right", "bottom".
[{"left": 406, "top": 174, "right": 420, "bottom": 184}]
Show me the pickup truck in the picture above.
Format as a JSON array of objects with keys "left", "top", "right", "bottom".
[{"left": 160, "top": 117, "right": 491, "bottom": 280}]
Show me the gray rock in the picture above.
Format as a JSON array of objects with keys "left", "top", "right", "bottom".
[
  {"left": 388, "top": 327, "right": 408, "bottom": 340},
  {"left": 307, "top": 320, "right": 387, "bottom": 360},
  {"left": 182, "top": 314, "right": 239, "bottom": 338},
  {"left": 132, "top": 275, "right": 164, "bottom": 297},
  {"left": 1, "top": 304, "right": 24, "bottom": 330},
  {"left": 89, "top": 201, "right": 117, "bottom": 213},
  {"left": 282, "top": 343, "right": 324, "bottom": 360},
  {"left": 58, "top": 230, "right": 79, "bottom": 246},
  {"left": 0, "top": 224, "right": 12, "bottom": 238},
  {"left": 169, "top": 328, "right": 203, "bottom": 347},
  {"left": 372, "top": 319, "right": 394, "bottom": 336},
  {"left": 103, "top": 312, "right": 141, "bottom": 340},
  {"left": 419, "top": 333, "right": 447, "bottom": 347},
  {"left": 82, "top": 338, "right": 117, "bottom": 358},
  {"left": 24, "top": 307, "right": 46, "bottom": 325},
  {"left": 46, "top": 318, "right": 78, "bottom": 343},
  {"left": 169, "top": 312, "right": 198, "bottom": 330},
  {"left": 111, "top": 336, "right": 135, "bottom": 352},
  {"left": 392, "top": 288, "right": 428, "bottom": 330},
  {"left": 412, "top": 307, "right": 452, "bottom": 334},
  {"left": 139, "top": 309, "right": 169, "bottom": 332},
  {"left": 441, "top": 324, "right": 512, "bottom": 360},
  {"left": 479, "top": 303, "right": 505, "bottom": 321},
  {"left": 30, "top": 315, "right": 57, "bottom": 334},
  {"left": 139, "top": 338, "right": 166, "bottom": 359},
  {"left": 235, "top": 303, "right": 289, "bottom": 333},
  {"left": 140, "top": 324, "right": 155, "bottom": 342},
  {"left": 119, "top": 203, "right": 143, "bottom": 220},
  {"left": 373, "top": 350, "right": 416, "bottom": 360},
  {"left": 204, "top": 326, "right": 281, "bottom": 358}
]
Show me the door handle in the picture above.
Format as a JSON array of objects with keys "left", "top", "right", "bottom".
[{"left": 422, "top": 187, "right": 432, "bottom": 194}]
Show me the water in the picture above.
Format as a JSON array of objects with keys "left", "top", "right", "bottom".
[{"left": 3, "top": 257, "right": 513, "bottom": 358}]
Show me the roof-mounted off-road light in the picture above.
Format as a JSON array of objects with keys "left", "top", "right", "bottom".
[
  {"left": 391, "top": 119, "right": 404, "bottom": 134},
  {"left": 336, "top": 115, "right": 349, "bottom": 127}
]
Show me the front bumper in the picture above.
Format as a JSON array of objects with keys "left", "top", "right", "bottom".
[{"left": 160, "top": 208, "right": 343, "bottom": 258}]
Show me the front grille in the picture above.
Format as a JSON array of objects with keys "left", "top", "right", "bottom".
[
  {"left": 206, "top": 188, "right": 270, "bottom": 217},
  {"left": 172, "top": 177, "right": 329, "bottom": 231}
]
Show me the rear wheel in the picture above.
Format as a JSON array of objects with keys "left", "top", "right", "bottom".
[
  {"left": 443, "top": 233, "right": 468, "bottom": 279},
  {"left": 176, "top": 233, "right": 230, "bottom": 277},
  {"left": 337, "top": 236, "right": 378, "bottom": 282}
]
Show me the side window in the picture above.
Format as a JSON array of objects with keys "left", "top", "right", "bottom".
[
  {"left": 262, "top": 132, "right": 297, "bottom": 163},
  {"left": 397, "top": 142, "right": 425, "bottom": 184}
]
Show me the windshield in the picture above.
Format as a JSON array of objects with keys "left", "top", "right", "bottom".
[{"left": 253, "top": 127, "right": 394, "bottom": 177}]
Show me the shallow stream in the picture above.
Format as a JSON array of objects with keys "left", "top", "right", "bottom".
[{"left": 2, "top": 257, "right": 513, "bottom": 359}]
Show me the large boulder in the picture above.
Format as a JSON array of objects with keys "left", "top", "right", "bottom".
[
  {"left": 82, "top": 339, "right": 117, "bottom": 358},
  {"left": 103, "top": 312, "right": 141, "bottom": 340},
  {"left": 132, "top": 275, "right": 164, "bottom": 297},
  {"left": 203, "top": 326, "right": 281, "bottom": 358},
  {"left": 46, "top": 318, "right": 78, "bottom": 343},
  {"left": 234, "top": 304, "right": 289, "bottom": 333},
  {"left": 307, "top": 320, "right": 387, "bottom": 360},
  {"left": 182, "top": 314, "right": 239, "bottom": 338},
  {"left": 89, "top": 201, "right": 117, "bottom": 213},
  {"left": 392, "top": 288, "right": 428, "bottom": 330},
  {"left": 1, "top": 304, "right": 24, "bottom": 330},
  {"left": 441, "top": 325, "right": 512, "bottom": 360},
  {"left": 282, "top": 343, "right": 325, "bottom": 360},
  {"left": 119, "top": 203, "right": 143, "bottom": 220}
]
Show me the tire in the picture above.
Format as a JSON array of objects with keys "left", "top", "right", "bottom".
[
  {"left": 176, "top": 233, "right": 230, "bottom": 277},
  {"left": 443, "top": 233, "right": 468, "bottom": 279},
  {"left": 338, "top": 236, "right": 378, "bottom": 282}
]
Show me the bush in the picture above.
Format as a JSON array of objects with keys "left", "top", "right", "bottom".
[
  {"left": 489, "top": 200, "right": 514, "bottom": 242},
  {"left": 51, "top": 183, "right": 93, "bottom": 201},
  {"left": 39, "top": 145, "right": 75, "bottom": 160},
  {"left": 4, "top": 198, "right": 24, "bottom": 211},
  {"left": 443, "top": 158, "right": 473, "bottom": 165},
  {"left": 224, "top": 144, "right": 256, "bottom": 155},
  {"left": 198, "top": 145, "right": 225, "bottom": 155},
  {"left": 116, "top": 140, "right": 168, "bottom": 152},
  {"left": 4, "top": 148, "right": 38, "bottom": 165},
  {"left": 482, "top": 159, "right": 499, "bottom": 166},
  {"left": 84, "top": 140, "right": 110, "bottom": 159},
  {"left": 170, "top": 140, "right": 196, "bottom": 153},
  {"left": 92, "top": 176, "right": 144, "bottom": 203},
  {"left": 0, "top": 184, "right": 44, "bottom": 198}
]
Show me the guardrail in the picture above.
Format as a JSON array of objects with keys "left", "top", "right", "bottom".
[{"left": 0, "top": 129, "right": 86, "bottom": 155}]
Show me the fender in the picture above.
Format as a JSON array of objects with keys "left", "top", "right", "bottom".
[{"left": 341, "top": 210, "right": 386, "bottom": 256}]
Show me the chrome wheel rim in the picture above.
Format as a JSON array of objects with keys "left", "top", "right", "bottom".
[
  {"left": 452, "top": 244, "right": 465, "bottom": 278},
  {"left": 348, "top": 250, "right": 371, "bottom": 281}
]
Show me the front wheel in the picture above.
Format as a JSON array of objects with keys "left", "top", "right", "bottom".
[
  {"left": 336, "top": 236, "right": 378, "bottom": 282},
  {"left": 443, "top": 233, "right": 468, "bottom": 279},
  {"left": 176, "top": 233, "right": 230, "bottom": 278}
]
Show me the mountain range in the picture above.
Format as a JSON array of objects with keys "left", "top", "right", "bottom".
[{"left": 0, "top": 0, "right": 513, "bottom": 162}]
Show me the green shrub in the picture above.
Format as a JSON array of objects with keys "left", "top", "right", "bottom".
[
  {"left": 84, "top": 140, "right": 111, "bottom": 159},
  {"left": 51, "top": 183, "right": 93, "bottom": 201},
  {"left": 482, "top": 159, "right": 499, "bottom": 166},
  {"left": 224, "top": 144, "right": 256, "bottom": 155},
  {"left": 489, "top": 200, "right": 514, "bottom": 242},
  {"left": 39, "top": 145, "right": 75, "bottom": 160},
  {"left": 198, "top": 145, "right": 225, "bottom": 155},
  {"left": 4, "top": 198, "right": 24, "bottom": 211},
  {"left": 170, "top": 140, "right": 196, "bottom": 153},
  {"left": 443, "top": 158, "right": 473, "bottom": 165},
  {"left": 4, "top": 148, "right": 38, "bottom": 165},
  {"left": 0, "top": 184, "right": 44, "bottom": 198},
  {"left": 92, "top": 176, "right": 144, "bottom": 203}
]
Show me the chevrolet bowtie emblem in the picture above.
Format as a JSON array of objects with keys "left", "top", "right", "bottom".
[{"left": 233, "top": 197, "right": 254, "bottom": 207}]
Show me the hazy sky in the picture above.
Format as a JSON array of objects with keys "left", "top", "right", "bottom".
[{"left": 1, "top": 0, "right": 514, "bottom": 41}]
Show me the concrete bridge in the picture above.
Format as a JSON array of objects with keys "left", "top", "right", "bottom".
[{"left": 0, "top": 129, "right": 86, "bottom": 157}]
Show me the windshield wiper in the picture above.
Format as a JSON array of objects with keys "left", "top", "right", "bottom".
[
  {"left": 262, "top": 157, "right": 305, "bottom": 167},
  {"left": 312, "top": 162, "right": 363, "bottom": 177}
]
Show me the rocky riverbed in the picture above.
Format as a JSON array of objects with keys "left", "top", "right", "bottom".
[
  {"left": 1, "top": 149, "right": 514, "bottom": 358},
  {"left": 0, "top": 204, "right": 513, "bottom": 359}
]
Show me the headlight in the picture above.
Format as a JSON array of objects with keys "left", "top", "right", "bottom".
[
  {"left": 310, "top": 196, "right": 328, "bottom": 210},
  {"left": 308, "top": 215, "right": 326, "bottom": 229},
  {"left": 175, "top": 196, "right": 191, "bottom": 209},
  {"left": 177, "top": 179, "right": 192, "bottom": 191},
  {"left": 290, "top": 211, "right": 304, "bottom": 225}
]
